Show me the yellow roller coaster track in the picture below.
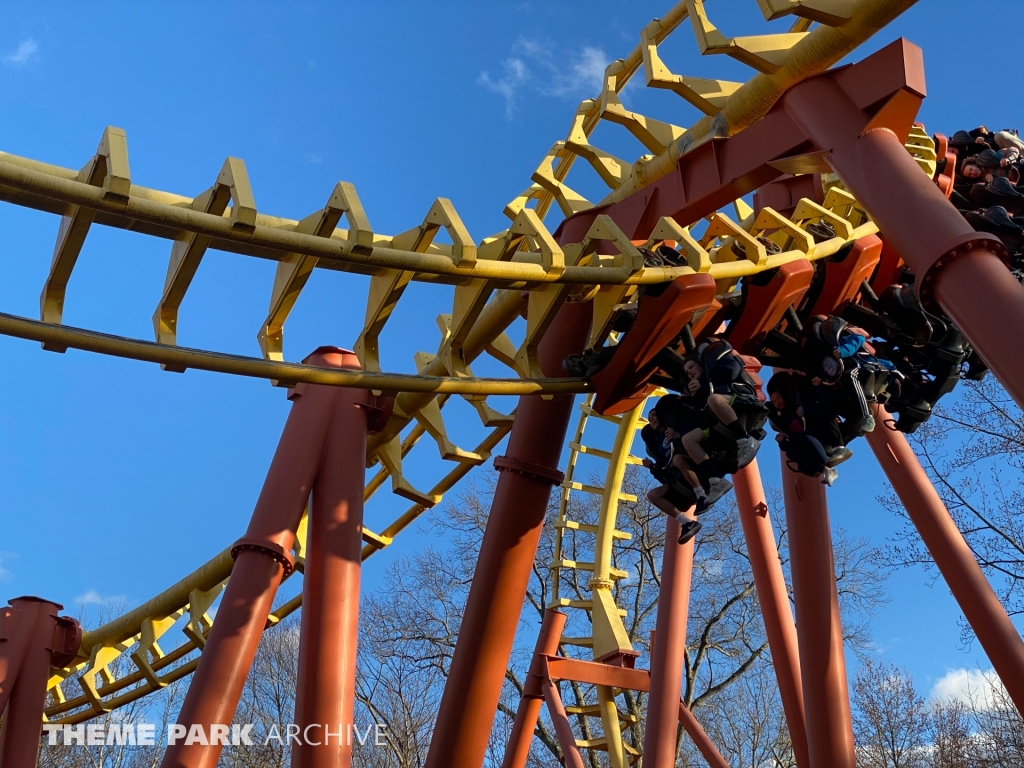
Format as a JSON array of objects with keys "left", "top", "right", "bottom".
[{"left": 6, "top": 0, "right": 923, "bottom": 726}]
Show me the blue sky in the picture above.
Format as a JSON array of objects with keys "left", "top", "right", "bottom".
[{"left": 0, "top": 0, "right": 1020, "bottom": 707}]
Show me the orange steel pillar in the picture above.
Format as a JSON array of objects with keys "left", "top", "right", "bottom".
[
  {"left": 733, "top": 462, "right": 810, "bottom": 768},
  {"left": 500, "top": 610, "right": 567, "bottom": 768},
  {"left": 0, "top": 598, "right": 80, "bottom": 768},
  {"left": 292, "top": 350, "right": 373, "bottom": 768},
  {"left": 163, "top": 348, "right": 385, "bottom": 768},
  {"left": 677, "top": 702, "right": 729, "bottom": 768},
  {"left": 781, "top": 461, "right": 856, "bottom": 768},
  {"left": 642, "top": 515, "right": 695, "bottom": 766},
  {"left": 868, "top": 407, "right": 1024, "bottom": 717},
  {"left": 541, "top": 678, "right": 586, "bottom": 768},
  {"left": 424, "top": 302, "right": 591, "bottom": 768},
  {"left": 782, "top": 56, "right": 1024, "bottom": 409}
]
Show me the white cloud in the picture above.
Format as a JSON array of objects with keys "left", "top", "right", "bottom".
[
  {"left": 477, "top": 37, "right": 610, "bottom": 119},
  {"left": 3, "top": 38, "right": 38, "bottom": 68},
  {"left": 303, "top": 152, "right": 324, "bottom": 165},
  {"left": 542, "top": 46, "right": 609, "bottom": 98},
  {"left": 478, "top": 57, "right": 529, "bottom": 119},
  {"left": 930, "top": 668, "right": 1005, "bottom": 710},
  {"left": 0, "top": 555, "right": 11, "bottom": 582},
  {"left": 75, "top": 589, "right": 124, "bottom": 606}
]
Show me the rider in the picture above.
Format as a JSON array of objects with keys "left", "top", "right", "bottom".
[
  {"left": 677, "top": 339, "right": 762, "bottom": 472},
  {"left": 638, "top": 403, "right": 712, "bottom": 548},
  {"left": 766, "top": 371, "right": 852, "bottom": 486}
]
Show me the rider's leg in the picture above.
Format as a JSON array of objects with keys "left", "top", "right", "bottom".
[
  {"left": 646, "top": 484, "right": 681, "bottom": 517},
  {"left": 670, "top": 453, "right": 702, "bottom": 492},
  {"left": 682, "top": 427, "right": 711, "bottom": 464}
]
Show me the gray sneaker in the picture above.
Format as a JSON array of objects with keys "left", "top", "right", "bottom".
[
  {"left": 695, "top": 477, "right": 733, "bottom": 515},
  {"left": 736, "top": 436, "right": 760, "bottom": 468},
  {"left": 827, "top": 446, "right": 853, "bottom": 467}
]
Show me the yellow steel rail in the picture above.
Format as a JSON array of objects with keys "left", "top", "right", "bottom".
[
  {"left": 0, "top": 311, "right": 589, "bottom": 397},
  {"left": 549, "top": 394, "right": 651, "bottom": 765}
]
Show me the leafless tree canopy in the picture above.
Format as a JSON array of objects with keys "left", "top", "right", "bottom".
[{"left": 852, "top": 661, "right": 931, "bottom": 768}]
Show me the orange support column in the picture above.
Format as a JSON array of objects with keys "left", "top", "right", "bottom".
[
  {"left": 0, "top": 598, "right": 80, "bottom": 768},
  {"left": 677, "top": 701, "right": 729, "bottom": 768},
  {"left": 424, "top": 302, "right": 591, "bottom": 768},
  {"left": 163, "top": 348, "right": 384, "bottom": 768},
  {"left": 501, "top": 610, "right": 567, "bottom": 768},
  {"left": 642, "top": 516, "right": 695, "bottom": 767},
  {"left": 867, "top": 407, "right": 1024, "bottom": 718},
  {"left": 733, "top": 462, "right": 809, "bottom": 768},
  {"left": 782, "top": 460, "right": 856, "bottom": 768},
  {"left": 541, "top": 678, "right": 586, "bottom": 768},
  {"left": 292, "top": 349, "right": 377, "bottom": 768}
]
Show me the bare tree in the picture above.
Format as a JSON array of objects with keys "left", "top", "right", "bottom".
[
  {"left": 968, "top": 679, "right": 1024, "bottom": 768},
  {"left": 929, "top": 698, "right": 974, "bottom": 768},
  {"left": 688, "top": 658, "right": 797, "bottom": 768},
  {"left": 851, "top": 660, "right": 930, "bottom": 768}
]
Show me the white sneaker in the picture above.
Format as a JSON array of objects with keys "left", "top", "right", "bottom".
[
  {"left": 821, "top": 467, "right": 839, "bottom": 486},
  {"left": 736, "top": 436, "right": 760, "bottom": 468}
]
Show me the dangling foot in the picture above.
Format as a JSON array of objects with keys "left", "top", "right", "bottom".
[
  {"left": 736, "top": 436, "right": 761, "bottom": 468},
  {"left": 696, "top": 477, "right": 733, "bottom": 515},
  {"left": 678, "top": 519, "right": 702, "bottom": 545},
  {"left": 827, "top": 446, "right": 853, "bottom": 467},
  {"left": 821, "top": 467, "right": 839, "bottom": 486}
]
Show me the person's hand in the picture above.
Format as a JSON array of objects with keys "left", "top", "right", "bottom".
[
  {"left": 642, "top": 458, "right": 654, "bottom": 469},
  {"left": 832, "top": 349, "right": 842, "bottom": 359},
  {"left": 664, "top": 428, "right": 679, "bottom": 440},
  {"left": 775, "top": 434, "right": 785, "bottom": 443},
  {"left": 811, "top": 376, "right": 822, "bottom": 385},
  {"left": 688, "top": 378, "right": 700, "bottom": 395},
  {"left": 796, "top": 407, "right": 804, "bottom": 417},
  {"left": 976, "top": 136, "right": 988, "bottom": 144},
  {"left": 1002, "top": 156, "right": 1015, "bottom": 167}
]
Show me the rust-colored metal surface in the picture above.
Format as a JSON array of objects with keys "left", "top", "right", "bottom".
[
  {"left": 0, "top": 598, "right": 79, "bottom": 768},
  {"left": 163, "top": 348, "right": 379, "bottom": 768},
  {"left": 424, "top": 302, "right": 590, "bottom": 768},
  {"left": 500, "top": 610, "right": 568, "bottom": 768},
  {"left": 642, "top": 515, "right": 696, "bottom": 767},
  {"left": 733, "top": 461, "right": 810, "bottom": 768},
  {"left": 782, "top": 463, "right": 856, "bottom": 768},
  {"left": 293, "top": 352, "right": 371, "bottom": 768},
  {"left": 867, "top": 407, "right": 1024, "bottom": 716}
]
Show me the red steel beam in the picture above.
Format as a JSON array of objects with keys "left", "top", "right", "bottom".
[
  {"left": 0, "top": 598, "right": 80, "bottom": 768},
  {"left": 733, "top": 462, "right": 810, "bottom": 768},
  {"left": 642, "top": 516, "right": 696, "bottom": 766},
  {"left": 424, "top": 302, "right": 591, "bottom": 768},
  {"left": 163, "top": 348, "right": 382, "bottom": 768},
  {"left": 782, "top": 461, "right": 856, "bottom": 768},
  {"left": 867, "top": 407, "right": 1024, "bottom": 718},
  {"left": 501, "top": 610, "right": 568, "bottom": 768},
  {"left": 293, "top": 349, "right": 375, "bottom": 768},
  {"left": 541, "top": 679, "right": 586, "bottom": 768},
  {"left": 678, "top": 701, "right": 729, "bottom": 768},
  {"left": 779, "top": 41, "right": 1024, "bottom": 411}
]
